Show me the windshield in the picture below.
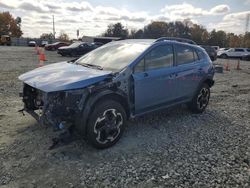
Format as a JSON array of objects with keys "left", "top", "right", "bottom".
[
  {"left": 76, "top": 41, "right": 150, "bottom": 71},
  {"left": 69, "top": 42, "right": 82, "bottom": 48}
]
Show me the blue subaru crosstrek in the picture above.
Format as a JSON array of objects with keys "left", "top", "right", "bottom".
[{"left": 19, "top": 38, "right": 215, "bottom": 148}]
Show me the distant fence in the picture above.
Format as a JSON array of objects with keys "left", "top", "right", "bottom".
[{"left": 11, "top": 37, "right": 59, "bottom": 46}]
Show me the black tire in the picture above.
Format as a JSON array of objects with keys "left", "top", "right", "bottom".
[
  {"left": 220, "top": 54, "right": 228, "bottom": 59},
  {"left": 87, "top": 100, "right": 127, "bottom": 149},
  {"left": 188, "top": 83, "right": 210, "bottom": 113}
]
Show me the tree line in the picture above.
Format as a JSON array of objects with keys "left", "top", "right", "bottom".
[{"left": 103, "top": 22, "right": 250, "bottom": 48}]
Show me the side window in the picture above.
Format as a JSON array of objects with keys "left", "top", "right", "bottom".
[
  {"left": 134, "top": 59, "right": 145, "bottom": 73},
  {"left": 134, "top": 45, "right": 173, "bottom": 73},
  {"left": 235, "top": 48, "right": 244, "bottom": 52},
  {"left": 145, "top": 45, "right": 173, "bottom": 71},
  {"left": 176, "top": 45, "right": 196, "bottom": 65}
]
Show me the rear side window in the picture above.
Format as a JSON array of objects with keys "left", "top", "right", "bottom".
[
  {"left": 134, "top": 44, "right": 173, "bottom": 72},
  {"left": 196, "top": 50, "right": 205, "bottom": 60},
  {"left": 194, "top": 50, "right": 199, "bottom": 60},
  {"left": 176, "top": 45, "right": 197, "bottom": 65}
]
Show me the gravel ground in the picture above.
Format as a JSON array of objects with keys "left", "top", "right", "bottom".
[{"left": 0, "top": 46, "right": 249, "bottom": 188}]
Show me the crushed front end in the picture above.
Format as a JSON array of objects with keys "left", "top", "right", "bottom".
[{"left": 20, "top": 83, "right": 88, "bottom": 130}]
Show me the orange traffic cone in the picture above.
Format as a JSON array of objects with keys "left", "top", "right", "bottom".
[
  {"left": 38, "top": 49, "right": 46, "bottom": 67},
  {"left": 224, "top": 62, "right": 230, "bottom": 71},
  {"left": 236, "top": 59, "right": 241, "bottom": 70}
]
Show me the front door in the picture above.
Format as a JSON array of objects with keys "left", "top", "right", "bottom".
[{"left": 132, "top": 44, "right": 177, "bottom": 114}]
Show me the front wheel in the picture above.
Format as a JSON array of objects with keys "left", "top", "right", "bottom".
[
  {"left": 87, "top": 100, "right": 126, "bottom": 149},
  {"left": 220, "top": 54, "right": 228, "bottom": 59},
  {"left": 188, "top": 83, "right": 210, "bottom": 113}
]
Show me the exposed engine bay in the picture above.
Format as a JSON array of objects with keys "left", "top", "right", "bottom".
[{"left": 21, "top": 83, "right": 88, "bottom": 130}]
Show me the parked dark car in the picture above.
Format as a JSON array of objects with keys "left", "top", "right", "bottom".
[
  {"left": 200, "top": 45, "right": 217, "bottom": 61},
  {"left": 242, "top": 53, "right": 250, "bottom": 61},
  {"left": 28, "top": 41, "right": 36, "bottom": 47},
  {"left": 57, "top": 42, "right": 98, "bottom": 56},
  {"left": 45, "top": 42, "right": 69, "bottom": 51},
  {"left": 19, "top": 38, "right": 215, "bottom": 149},
  {"left": 93, "top": 42, "right": 104, "bottom": 47}
]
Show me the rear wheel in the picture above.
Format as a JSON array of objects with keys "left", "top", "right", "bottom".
[
  {"left": 188, "top": 83, "right": 210, "bottom": 113},
  {"left": 87, "top": 100, "right": 126, "bottom": 149}
]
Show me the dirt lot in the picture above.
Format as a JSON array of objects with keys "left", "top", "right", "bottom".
[{"left": 0, "top": 46, "right": 249, "bottom": 188}]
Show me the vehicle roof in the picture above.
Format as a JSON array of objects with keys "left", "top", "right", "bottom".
[
  {"left": 110, "top": 39, "right": 203, "bottom": 51},
  {"left": 155, "top": 37, "right": 196, "bottom": 44},
  {"left": 109, "top": 39, "right": 155, "bottom": 45},
  {"left": 111, "top": 39, "right": 197, "bottom": 45}
]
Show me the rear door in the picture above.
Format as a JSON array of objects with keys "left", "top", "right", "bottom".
[
  {"left": 132, "top": 44, "right": 178, "bottom": 113},
  {"left": 173, "top": 44, "right": 203, "bottom": 100}
]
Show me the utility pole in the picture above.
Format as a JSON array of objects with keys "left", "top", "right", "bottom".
[
  {"left": 53, "top": 15, "right": 55, "bottom": 39},
  {"left": 77, "top": 29, "right": 79, "bottom": 40},
  {"left": 246, "top": 13, "right": 250, "bottom": 33}
]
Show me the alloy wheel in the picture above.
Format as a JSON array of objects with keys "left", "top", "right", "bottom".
[
  {"left": 197, "top": 88, "right": 210, "bottom": 110},
  {"left": 94, "top": 109, "right": 123, "bottom": 144}
]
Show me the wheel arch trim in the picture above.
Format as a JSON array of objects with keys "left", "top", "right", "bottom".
[{"left": 75, "top": 89, "right": 129, "bottom": 137}]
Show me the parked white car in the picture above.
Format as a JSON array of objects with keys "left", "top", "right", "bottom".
[{"left": 218, "top": 48, "right": 250, "bottom": 59}]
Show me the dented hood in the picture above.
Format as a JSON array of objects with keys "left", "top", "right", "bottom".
[{"left": 18, "top": 62, "right": 112, "bottom": 92}]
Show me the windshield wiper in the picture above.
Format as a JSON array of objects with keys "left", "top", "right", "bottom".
[
  {"left": 77, "top": 63, "right": 103, "bottom": 70},
  {"left": 67, "top": 58, "right": 78, "bottom": 63}
]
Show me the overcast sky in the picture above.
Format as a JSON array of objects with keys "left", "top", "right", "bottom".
[{"left": 0, "top": 0, "right": 250, "bottom": 38}]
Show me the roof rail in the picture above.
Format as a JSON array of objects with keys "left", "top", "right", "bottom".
[{"left": 155, "top": 37, "right": 197, "bottom": 45}]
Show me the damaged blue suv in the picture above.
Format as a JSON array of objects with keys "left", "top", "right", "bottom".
[{"left": 19, "top": 38, "right": 215, "bottom": 148}]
